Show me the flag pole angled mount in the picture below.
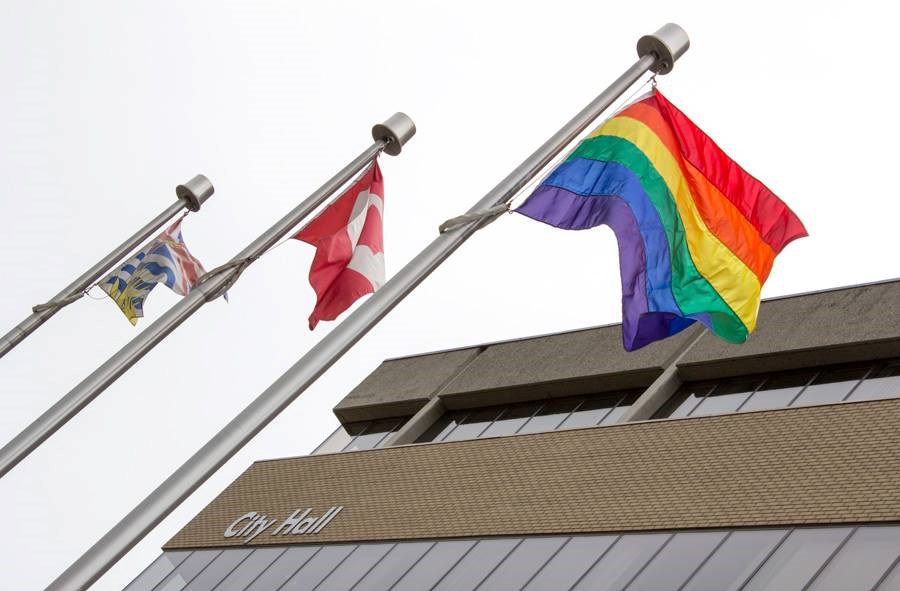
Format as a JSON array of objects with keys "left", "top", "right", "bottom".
[
  {"left": 0, "top": 175, "right": 213, "bottom": 360},
  {"left": 44, "top": 25, "right": 686, "bottom": 591},
  {"left": 0, "top": 113, "right": 414, "bottom": 483}
]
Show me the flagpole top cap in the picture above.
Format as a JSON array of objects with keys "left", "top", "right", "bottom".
[
  {"left": 637, "top": 23, "right": 690, "bottom": 75},
  {"left": 176, "top": 174, "right": 215, "bottom": 212},
  {"left": 372, "top": 112, "right": 416, "bottom": 156}
]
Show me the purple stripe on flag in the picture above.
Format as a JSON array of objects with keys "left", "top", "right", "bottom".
[{"left": 518, "top": 187, "right": 672, "bottom": 350}]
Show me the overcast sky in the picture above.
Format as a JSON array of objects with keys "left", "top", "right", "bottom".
[{"left": 2, "top": 2, "right": 898, "bottom": 590}]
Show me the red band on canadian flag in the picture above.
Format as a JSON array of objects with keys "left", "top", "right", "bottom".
[{"left": 294, "top": 161, "right": 385, "bottom": 329}]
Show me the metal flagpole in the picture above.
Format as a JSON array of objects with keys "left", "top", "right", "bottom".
[
  {"left": 0, "top": 175, "right": 214, "bottom": 360},
  {"left": 0, "top": 112, "right": 414, "bottom": 480},
  {"left": 46, "top": 25, "right": 688, "bottom": 591}
]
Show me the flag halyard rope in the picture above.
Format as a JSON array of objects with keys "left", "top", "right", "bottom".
[
  {"left": 438, "top": 203, "right": 511, "bottom": 234},
  {"left": 31, "top": 291, "right": 88, "bottom": 314},
  {"left": 194, "top": 255, "right": 259, "bottom": 301},
  {"left": 439, "top": 73, "right": 658, "bottom": 235}
]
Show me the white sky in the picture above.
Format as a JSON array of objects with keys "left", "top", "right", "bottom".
[{"left": 1, "top": 2, "right": 898, "bottom": 589}]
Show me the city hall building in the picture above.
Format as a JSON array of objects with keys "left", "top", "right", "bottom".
[{"left": 124, "top": 279, "right": 900, "bottom": 590}]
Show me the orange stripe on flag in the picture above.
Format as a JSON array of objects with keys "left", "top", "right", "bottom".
[{"left": 618, "top": 102, "right": 776, "bottom": 283}]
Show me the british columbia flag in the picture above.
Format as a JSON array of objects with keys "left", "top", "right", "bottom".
[{"left": 100, "top": 219, "right": 209, "bottom": 325}]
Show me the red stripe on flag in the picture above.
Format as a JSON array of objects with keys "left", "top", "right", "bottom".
[
  {"left": 294, "top": 160, "right": 385, "bottom": 329},
  {"left": 653, "top": 91, "right": 807, "bottom": 254}
]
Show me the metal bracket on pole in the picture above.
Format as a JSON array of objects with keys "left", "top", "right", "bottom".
[
  {"left": 0, "top": 175, "right": 215, "bottom": 360},
  {"left": 42, "top": 26, "right": 687, "bottom": 591}
]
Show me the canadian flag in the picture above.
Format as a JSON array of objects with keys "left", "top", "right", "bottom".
[{"left": 294, "top": 160, "right": 385, "bottom": 329}]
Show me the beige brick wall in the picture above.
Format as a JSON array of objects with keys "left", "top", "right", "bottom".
[{"left": 165, "top": 399, "right": 900, "bottom": 549}]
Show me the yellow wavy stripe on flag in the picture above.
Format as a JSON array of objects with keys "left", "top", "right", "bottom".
[
  {"left": 110, "top": 288, "right": 139, "bottom": 325},
  {"left": 592, "top": 117, "right": 761, "bottom": 332}
]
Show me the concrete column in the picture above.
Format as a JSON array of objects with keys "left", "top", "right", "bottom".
[
  {"left": 385, "top": 346, "right": 486, "bottom": 445},
  {"left": 385, "top": 397, "right": 447, "bottom": 445},
  {"left": 618, "top": 327, "right": 707, "bottom": 422}
]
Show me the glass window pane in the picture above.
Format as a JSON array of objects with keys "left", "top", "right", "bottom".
[
  {"left": 517, "top": 399, "right": 582, "bottom": 435},
  {"left": 477, "top": 537, "right": 568, "bottom": 590},
  {"left": 599, "top": 392, "right": 639, "bottom": 425},
  {"left": 877, "top": 561, "right": 900, "bottom": 590},
  {"left": 343, "top": 419, "right": 401, "bottom": 452},
  {"left": 739, "top": 372, "right": 815, "bottom": 412},
  {"left": 742, "top": 527, "right": 852, "bottom": 591},
  {"left": 391, "top": 540, "right": 477, "bottom": 591},
  {"left": 124, "top": 551, "right": 191, "bottom": 591},
  {"left": 682, "top": 529, "right": 788, "bottom": 591},
  {"left": 416, "top": 412, "right": 466, "bottom": 443},
  {"left": 665, "top": 383, "right": 716, "bottom": 419},
  {"left": 626, "top": 531, "right": 727, "bottom": 591},
  {"left": 558, "top": 396, "right": 620, "bottom": 430},
  {"left": 210, "top": 548, "right": 284, "bottom": 591},
  {"left": 808, "top": 526, "right": 900, "bottom": 591},
  {"left": 350, "top": 541, "right": 434, "bottom": 590},
  {"left": 848, "top": 362, "right": 900, "bottom": 401},
  {"left": 689, "top": 378, "right": 761, "bottom": 417},
  {"left": 312, "top": 425, "right": 355, "bottom": 455},
  {"left": 374, "top": 419, "right": 409, "bottom": 448},
  {"left": 432, "top": 538, "right": 521, "bottom": 591},
  {"left": 244, "top": 546, "right": 322, "bottom": 591},
  {"left": 524, "top": 536, "right": 618, "bottom": 591},
  {"left": 280, "top": 545, "right": 357, "bottom": 590},
  {"left": 442, "top": 407, "right": 503, "bottom": 442},
  {"left": 184, "top": 548, "right": 252, "bottom": 591},
  {"left": 480, "top": 402, "right": 542, "bottom": 437},
  {"left": 792, "top": 367, "right": 870, "bottom": 407},
  {"left": 572, "top": 533, "right": 671, "bottom": 591},
  {"left": 314, "top": 543, "right": 393, "bottom": 591},
  {"left": 154, "top": 550, "right": 221, "bottom": 591}
]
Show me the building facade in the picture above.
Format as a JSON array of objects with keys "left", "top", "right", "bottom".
[{"left": 124, "top": 280, "right": 900, "bottom": 590}]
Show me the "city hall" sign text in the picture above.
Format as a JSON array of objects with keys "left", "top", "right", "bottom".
[{"left": 223, "top": 506, "right": 344, "bottom": 544}]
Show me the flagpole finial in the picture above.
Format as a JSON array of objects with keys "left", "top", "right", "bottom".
[
  {"left": 637, "top": 23, "right": 690, "bottom": 75},
  {"left": 372, "top": 112, "right": 416, "bottom": 156},
  {"left": 176, "top": 174, "right": 215, "bottom": 212}
]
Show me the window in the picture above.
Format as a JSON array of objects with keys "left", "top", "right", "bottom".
[
  {"left": 517, "top": 399, "right": 582, "bottom": 435},
  {"left": 846, "top": 361, "right": 900, "bottom": 401},
  {"left": 740, "top": 527, "right": 852, "bottom": 591},
  {"left": 441, "top": 407, "right": 503, "bottom": 442},
  {"left": 657, "top": 359, "right": 900, "bottom": 420},
  {"left": 681, "top": 529, "right": 788, "bottom": 591},
  {"left": 737, "top": 371, "right": 814, "bottom": 412},
  {"left": 557, "top": 396, "right": 622, "bottom": 429},
  {"left": 414, "top": 390, "right": 641, "bottom": 444},
  {"left": 477, "top": 537, "right": 568, "bottom": 590},
  {"left": 128, "top": 526, "right": 900, "bottom": 591},
  {"left": 790, "top": 366, "right": 869, "bottom": 407},
  {"left": 806, "top": 526, "right": 900, "bottom": 590},
  {"left": 416, "top": 411, "right": 467, "bottom": 443},
  {"left": 312, "top": 417, "right": 409, "bottom": 455},
  {"left": 479, "top": 402, "right": 543, "bottom": 438},
  {"left": 658, "top": 382, "right": 716, "bottom": 419},
  {"left": 689, "top": 378, "right": 763, "bottom": 417},
  {"left": 625, "top": 531, "right": 727, "bottom": 590}
]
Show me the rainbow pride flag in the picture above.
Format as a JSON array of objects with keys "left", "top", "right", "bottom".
[{"left": 516, "top": 89, "right": 807, "bottom": 351}]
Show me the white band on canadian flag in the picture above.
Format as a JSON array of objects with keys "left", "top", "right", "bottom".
[
  {"left": 344, "top": 187, "right": 384, "bottom": 289},
  {"left": 347, "top": 189, "right": 384, "bottom": 251},
  {"left": 347, "top": 247, "right": 386, "bottom": 289}
]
